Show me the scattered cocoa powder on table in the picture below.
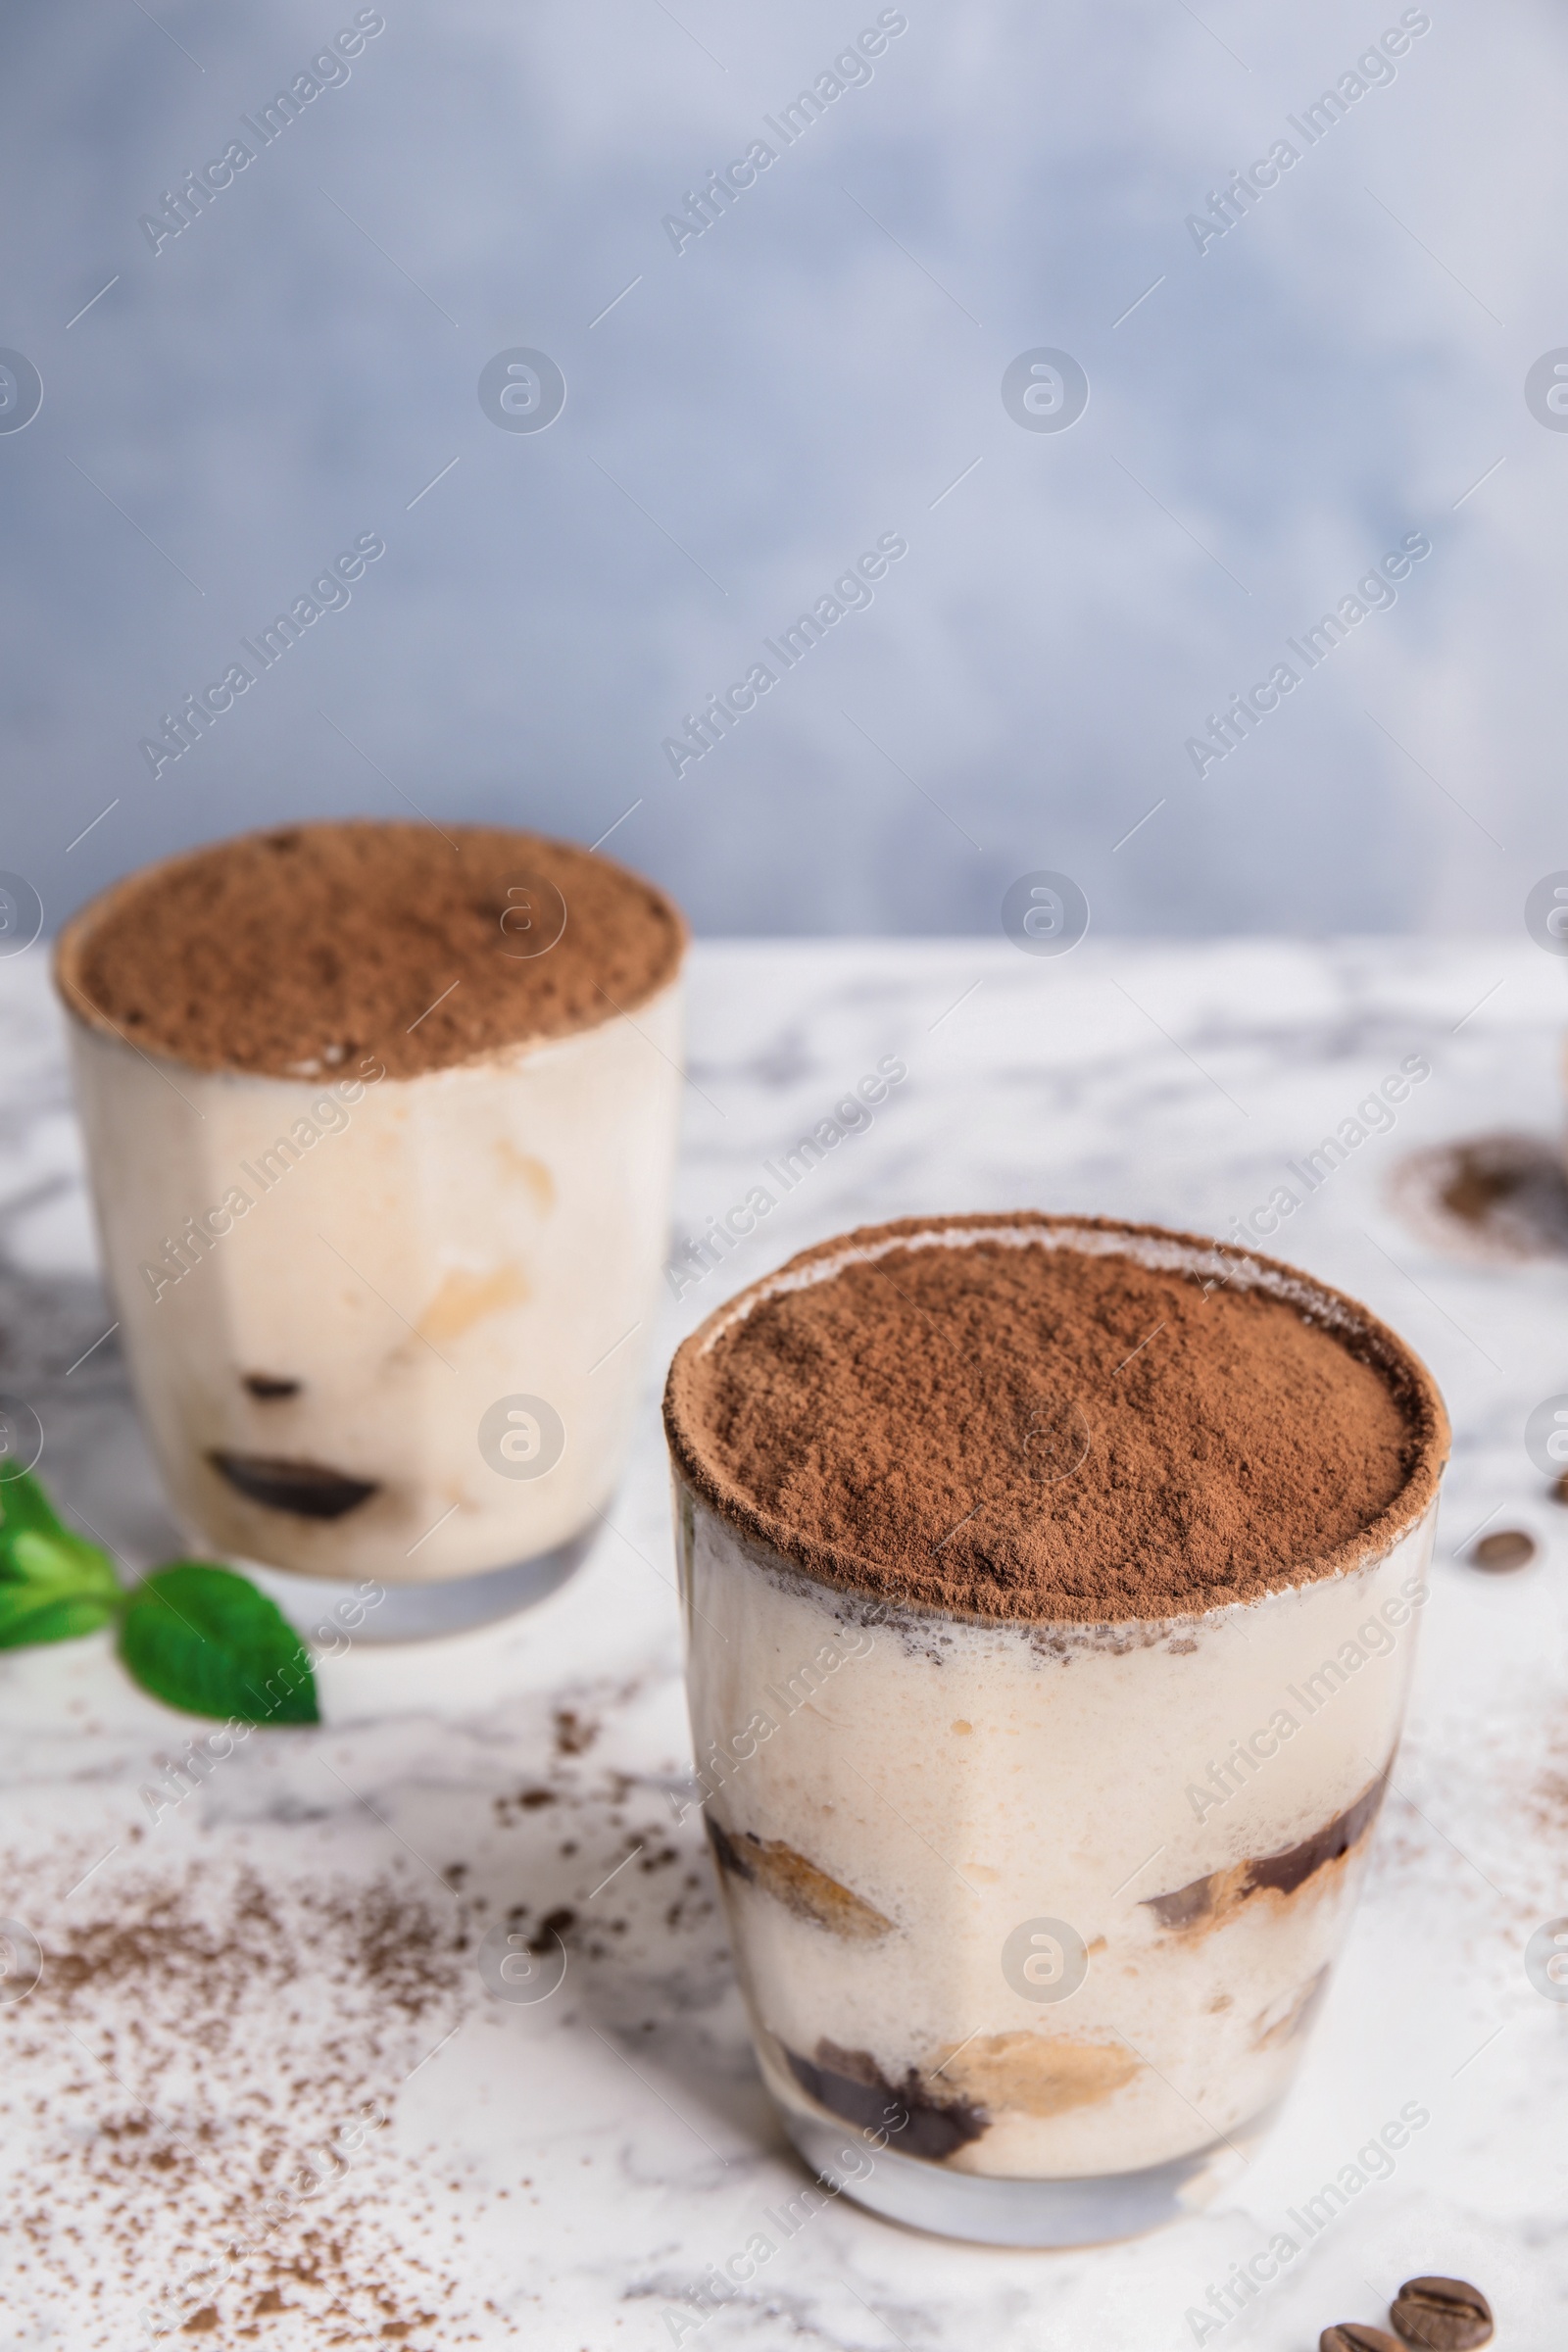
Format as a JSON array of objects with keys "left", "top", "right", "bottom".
[
  {"left": 0, "top": 1853, "right": 473, "bottom": 2347},
  {"left": 665, "top": 1214, "right": 1448, "bottom": 1622}
]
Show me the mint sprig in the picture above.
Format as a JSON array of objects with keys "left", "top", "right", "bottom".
[
  {"left": 0, "top": 1466, "right": 318, "bottom": 1724},
  {"left": 121, "top": 1562, "right": 318, "bottom": 1725},
  {"left": 0, "top": 1467, "right": 121, "bottom": 1648}
]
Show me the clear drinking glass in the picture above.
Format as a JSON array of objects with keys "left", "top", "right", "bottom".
[
  {"left": 663, "top": 1215, "right": 1448, "bottom": 2245},
  {"left": 56, "top": 882, "right": 685, "bottom": 1639}
]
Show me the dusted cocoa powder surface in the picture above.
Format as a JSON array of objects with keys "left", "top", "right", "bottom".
[
  {"left": 55, "top": 820, "right": 686, "bottom": 1079},
  {"left": 665, "top": 1216, "right": 1448, "bottom": 1623}
]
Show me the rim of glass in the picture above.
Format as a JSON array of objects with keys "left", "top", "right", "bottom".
[
  {"left": 50, "top": 819, "right": 688, "bottom": 1079},
  {"left": 663, "top": 1210, "right": 1450, "bottom": 1628}
]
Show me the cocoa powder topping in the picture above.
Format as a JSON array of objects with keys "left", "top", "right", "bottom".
[
  {"left": 664, "top": 1214, "right": 1448, "bottom": 1623},
  {"left": 55, "top": 820, "right": 686, "bottom": 1079}
]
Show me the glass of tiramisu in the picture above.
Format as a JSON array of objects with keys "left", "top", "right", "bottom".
[
  {"left": 662, "top": 1213, "right": 1448, "bottom": 2244},
  {"left": 56, "top": 820, "right": 686, "bottom": 1636}
]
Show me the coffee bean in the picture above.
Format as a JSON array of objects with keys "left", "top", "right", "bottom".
[
  {"left": 1470, "top": 1528, "right": 1536, "bottom": 1572},
  {"left": 1391, "top": 2275, "right": 1494, "bottom": 2350},
  {"left": 1320, "top": 2328, "right": 1402, "bottom": 2352}
]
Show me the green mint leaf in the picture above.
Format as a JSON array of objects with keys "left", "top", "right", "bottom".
[
  {"left": 0, "top": 1470, "right": 122, "bottom": 1630},
  {"left": 6, "top": 1527, "right": 122, "bottom": 1601},
  {"left": 0, "top": 1467, "right": 70, "bottom": 1546},
  {"left": 118, "top": 1563, "right": 318, "bottom": 1725},
  {"left": 0, "top": 1587, "right": 121, "bottom": 1650}
]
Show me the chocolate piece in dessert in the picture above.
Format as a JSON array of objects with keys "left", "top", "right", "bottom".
[
  {"left": 1144, "top": 1765, "right": 1390, "bottom": 1933},
  {"left": 784, "top": 2038, "right": 987, "bottom": 2160},
  {"left": 209, "top": 1451, "right": 378, "bottom": 1519}
]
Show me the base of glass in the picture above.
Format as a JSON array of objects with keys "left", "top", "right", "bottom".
[
  {"left": 240, "top": 1528, "right": 595, "bottom": 1643},
  {"left": 780, "top": 2100, "right": 1272, "bottom": 2249}
]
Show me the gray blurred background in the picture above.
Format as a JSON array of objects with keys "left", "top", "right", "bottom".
[{"left": 2, "top": 0, "right": 1559, "bottom": 938}]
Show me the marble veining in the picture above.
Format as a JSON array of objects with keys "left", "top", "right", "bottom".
[{"left": 0, "top": 941, "right": 1564, "bottom": 2349}]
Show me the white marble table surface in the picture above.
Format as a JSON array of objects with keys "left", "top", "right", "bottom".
[{"left": 1, "top": 939, "right": 1565, "bottom": 2351}]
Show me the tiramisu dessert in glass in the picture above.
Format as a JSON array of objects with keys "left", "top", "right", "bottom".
[
  {"left": 56, "top": 820, "right": 686, "bottom": 1635},
  {"left": 662, "top": 1213, "right": 1448, "bottom": 2244}
]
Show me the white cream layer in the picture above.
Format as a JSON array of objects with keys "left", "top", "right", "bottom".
[
  {"left": 679, "top": 1485, "right": 1434, "bottom": 2180},
  {"left": 68, "top": 980, "right": 682, "bottom": 1581}
]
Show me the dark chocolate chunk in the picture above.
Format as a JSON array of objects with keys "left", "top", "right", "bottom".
[
  {"left": 242, "top": 1374, "right": 301, "bottom": 1400},
  {"left": 1144, "top": 1873, "right": 1216, "bottom": 1931},
  {"left": 1246, "top": 1764, "right": 1389, "bottom": 1898},
  {"left": 1391, "top": 2277, "right": 1494, "bottom": 2350},
  {"left": 208, "top": 1451, "right": 377, "bottom": 1519},
  {"left": 784, "top": 2037, "right": 987, "bottom": 2161},
  {"left": 706, "top": 1818, "right": 755, "bottom": 1886},
  {"left": 1146, "top": 1767, "right": 1390, "bottom": 1935}
]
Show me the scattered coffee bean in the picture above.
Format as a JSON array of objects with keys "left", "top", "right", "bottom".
[
  {"left": 1320, "top": 2328, "right": 1402, "bottom": 2352},
  {"left": 1554, "top": 1467, "right": 1568, "bottom": 1505},
  {"left": 1391, "top": 2275, "right": 1494, "bottom": 2350},
  {"left": 1470, "top": 1528, "right": 1537, "bottom": 1572}
]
